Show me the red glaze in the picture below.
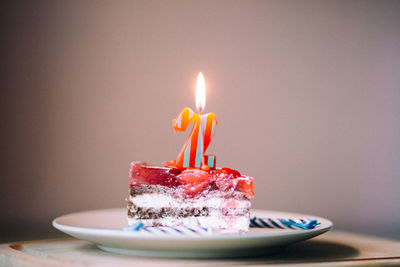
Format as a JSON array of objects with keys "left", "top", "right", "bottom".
[
  {"left": 235, "top": 176, "right": 255, "bottom": 198},
  {"left": 129, "top": 162, "right": 181, "bottom": 187},
  {"left": 176, "top": 169, "right": 212, "bottom": 197},
  {"left": 212, "top": 168, "right": 241, "bottom": 178},
  {"left": 212, "top": 168, "right": 241, "bottom": 192},
  {"left": 129, "top": 162, "right": 254, "bottom": 198}
]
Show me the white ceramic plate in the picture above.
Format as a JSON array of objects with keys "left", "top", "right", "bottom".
[{"left": 53, "top": 208, "right": 333, "bottom": 258}]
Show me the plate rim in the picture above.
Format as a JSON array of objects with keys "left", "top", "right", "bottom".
[{"left": 52, "top": 208, "right": 333, "bottom": 241}]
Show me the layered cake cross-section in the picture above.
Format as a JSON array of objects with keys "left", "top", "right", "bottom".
[{"left": 127, "top": 162, "right": 254, "bottom": 232}]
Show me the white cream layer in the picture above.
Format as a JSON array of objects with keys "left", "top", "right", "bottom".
[{"left": 129, "top": 194, "right": 250, "bottom": 209}]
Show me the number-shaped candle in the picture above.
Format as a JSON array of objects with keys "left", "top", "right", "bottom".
[
  {"left": 166, "top": 72, "right": 218, "bottom": 170},
  {"left": 170, "top": 107, "right": 217, "bottom": 170}
]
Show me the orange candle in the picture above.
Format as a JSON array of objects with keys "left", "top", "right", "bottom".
[{"left": 167, "top": 73, "right": 218, "bottom": 170}]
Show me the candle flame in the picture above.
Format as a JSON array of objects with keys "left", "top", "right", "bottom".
[{"left": 195, "top": 72, "right": 206, "bottom": 113}]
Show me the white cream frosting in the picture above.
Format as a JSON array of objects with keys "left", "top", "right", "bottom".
[{"left": 129, "top": 194, "right": 250, "bottom": 209}]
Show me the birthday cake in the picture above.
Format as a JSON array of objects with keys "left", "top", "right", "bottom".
[
  {"left": 126, "top": 72, "right": 255, "bottom": 232},
  {"left": 127, "top": 162, "right": 254, "bottom": 232}
]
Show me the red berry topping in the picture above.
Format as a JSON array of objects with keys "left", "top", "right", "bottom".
[
  {"left": 176, "top": 168, "right": 212, "bottom": 197},
  {"left": 235, "top": 175, "right": 255, "bottom": 198},
  {"left": 129, "top": 162, "right": 254, "bottom": 198},
  {"left": 212, "top": 168, "right": 241, "bottom": 178},
  {"left": 212, "top": 168, "right": 241, "bottom": 192},
  {"left": 130, "top": 162, "right": 181, "bottom": 187}
]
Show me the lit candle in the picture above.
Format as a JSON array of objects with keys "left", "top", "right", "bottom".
[{"left": 167, "top": 72, "right": 218, "bottom": 170}]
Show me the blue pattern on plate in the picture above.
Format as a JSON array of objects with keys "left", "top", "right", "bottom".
[
  {"left": 123, "top": 217, "right": 320, "bottom": 235},
  {"left": 250, "top": 217, "right": 320, "bottom": 230},
  {"left": 123, "top": 224, "right": 211, "bottom": 235}
]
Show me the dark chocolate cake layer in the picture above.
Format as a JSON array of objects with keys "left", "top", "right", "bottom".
[
  {"left": 127, "top": 201, "right": 249, "bottom": 219},
  {"left": 128, "top": 202, "right": 210, "bottom": 219}
]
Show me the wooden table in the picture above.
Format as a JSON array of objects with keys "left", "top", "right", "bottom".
[{"left": 1, "top": 231, "right": 400, "bottom": 266}]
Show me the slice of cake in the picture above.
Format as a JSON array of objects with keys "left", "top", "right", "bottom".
[{"left": 127, "top": 162, "right": 254, "bottom": 232}]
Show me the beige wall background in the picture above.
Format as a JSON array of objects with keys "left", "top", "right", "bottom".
[{"left": 1, "top": 0, "right": 400, "bottom": 242}]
